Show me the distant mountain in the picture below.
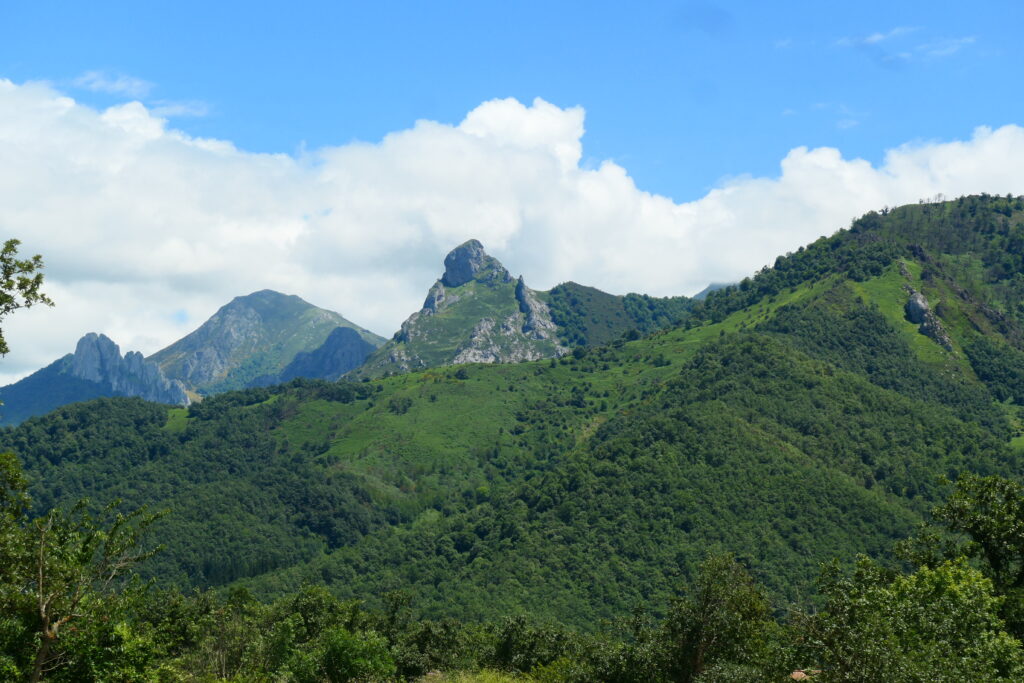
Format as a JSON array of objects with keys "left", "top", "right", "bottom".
[
  {"left": 692, "top": 282, "right": 733, "bottom": 300},
  {"left": 0, "top": 333, "right": 188, "bottom": 426},
  {"left": 249, "top": 326, "right": 378, "bottom": 387},
  {"left": 355, "top": 240, "right": 692, "bottom": 377},
  {"left": 149, "top": 290, "right": 385, "bottom": 394}
]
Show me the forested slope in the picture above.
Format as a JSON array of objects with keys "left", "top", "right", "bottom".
[{"left": 5, "top": 194, "right": 1024, "bottom": 631}]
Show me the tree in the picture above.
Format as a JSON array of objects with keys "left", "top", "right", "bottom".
[
  {"left": 0, "top": 248, "right": 162, "bottom": 679},
  {"left": 0, "top": 239, "right": 53, "bottom": 356},
  {"left": 659, "top": 554, "right": 776, "bottom": 682},
  {"left": 899, "top": 474, "right": 1024, "bottom": 636},
  {"left": 1, "top": 460, "right": 162, "bottom": 682},
  {"left": 24, "top": 500, "right": 162, "bottom": 681},
  {"left": 803, "top": 557, "right": 1024, "bottom": 681}
]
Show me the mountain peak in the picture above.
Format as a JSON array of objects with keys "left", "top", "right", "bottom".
[
  {"left": 441, "top": 239, "right": 512, "bottom": 287},
  {"left": 149, "top": 291, "right": 385, "bottom": 394}
]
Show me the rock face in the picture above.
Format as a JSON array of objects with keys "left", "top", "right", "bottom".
[
  {"left": 356, "top": 241, "right": 567, "bottom": 377},
  {"left": 69, "top": 333, "right": 190, "bottom": 405},
  {"left": 904, "top": 288, "right": 953, "bottom": 350},
  {"left": 442, "top": 239, "right": 512, "bottom": 288},
  {"left": 0, "top": 333, "right": 189, "bottom": 426},
  {"left": 149, "top": 290, "right": 385, "bottom": 394}
]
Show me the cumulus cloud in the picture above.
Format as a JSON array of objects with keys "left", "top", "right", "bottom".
[{"left": 0, "top": 79, "right": 1023, "bottom": 384}]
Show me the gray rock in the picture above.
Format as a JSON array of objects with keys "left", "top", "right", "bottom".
[
  {"left": 442, "top": 239, "right": 512, "bottom": 287},
  {"left": 357, "top": 240, "right": 566, "bottom": 378},
  {"left": 422, "top": 281, "right": 447, "bottom": 313},
  {"left": 69, "top": 333, "right": 190, "bottom": 405},
  {"left": 904, "top": 289, "right": 953, "bottom": 351},
  {"left": 905, "top": 291, "right": 930, "bottom": 325},
  {"left": 515, "top": 276, "right": 560, "bottom": 341}
]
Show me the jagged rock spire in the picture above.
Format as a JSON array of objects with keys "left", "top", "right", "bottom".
[{"left": 442, "top": 240, "right": 512, "bottom": 287}]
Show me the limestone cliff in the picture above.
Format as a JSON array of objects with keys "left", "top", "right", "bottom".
[{"left": 0, "top": 333, "right": 189, "bottom": 426}]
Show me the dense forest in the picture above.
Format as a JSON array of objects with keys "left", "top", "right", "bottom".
[
  {"left": 5, "top": 452, "right": 1024, "bottom": 681},
  {"left": 5, "top": 195, "right": 1024, "bottom": 679}
]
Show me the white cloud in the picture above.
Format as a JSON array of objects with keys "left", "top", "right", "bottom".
[
  {"left": 864, "top": 26, "right": 917, "bottom": 45},
  {"left": 150, "top": 100, "right": 209, "bottom": 118},
  {"left": 837, "top": 26, "right": 918, "bottom": 48},
  {"left": 72, "top": 70, "right": 152, "bottom": 98},
  {"left": 919, "top": 36, "right": 976, "bottom": 58},
  {"left": 1, "top": 79, "right": 1023, "bottom": 384}
]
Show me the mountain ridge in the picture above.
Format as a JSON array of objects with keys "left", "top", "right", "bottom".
[
  {"left": 355, "top": 240, "right": 692, "bottom": 377},
  {"left": 7, "top": 195, "right": 1024, "bottom": 627}
]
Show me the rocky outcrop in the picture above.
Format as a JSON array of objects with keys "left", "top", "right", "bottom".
[
  {"left": 355, "top": 240, "right": 567, "bottom": 377},
  {"left": 905, "top": 291, "right": 930, "bottom": 325},
  {"left": 452, "top": 310, "right": 564, "bottom": 365},
  {"left": 515, "top": 277, "right": 560, "bottom": 340},
  {"left": 904, "top": 288, "right": 953, "bottom": 350},
  {"left": 442, "top": 239, "right": 512, "bottom": 287},
  {"left": 70, "top": 333, "right": 190, "bottom": 405}
]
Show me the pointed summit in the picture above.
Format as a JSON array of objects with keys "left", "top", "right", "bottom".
[
  {"left": 149, "top": 290, "right": 385, "bottom": 394},
  {"left": 353, "top": 240, "right": 566, "bottom": 377},
  {"left": 441, "top": 239, "right": 512, "bottom": 288}
]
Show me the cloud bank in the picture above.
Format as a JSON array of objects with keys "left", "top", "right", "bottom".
[{"left": 1, "top": 79, "right": 1023, "bottom": 383}]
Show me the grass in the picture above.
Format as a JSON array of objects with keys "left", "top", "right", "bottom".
[{"left": 163, "top": 407, "right": 190, "bottom": 434}]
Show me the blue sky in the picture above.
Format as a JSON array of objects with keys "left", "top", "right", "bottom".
[
  {"left": 3, "top": 1, "right": 1018, "bottom": 201},
  {"left": 1, "top": 1, "right": 1023, "bottom": 381}
]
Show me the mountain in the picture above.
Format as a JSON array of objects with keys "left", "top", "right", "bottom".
[
  {"left": 149, "top": 289, "right": 385, "bottom": 394},
  {"left": 5, "top": 194, "right": 1024, "bottom": 629},
  {"left": 356, "top": 240, "right": 692, "bottom": 377},
  {"left": 249, "top": 326, "right": 378, "bottom": 386},
  {"left": 355, "top": 240, "right": 567, "bottom": 377},
  {"left": 0, "top": 333, "right": 188, "bottom": 426},
  {"left": 692, "top": 281, "right": 733, "bottom": 300}
]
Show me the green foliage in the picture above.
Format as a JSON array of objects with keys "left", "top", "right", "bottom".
[
  {"left": 546, "top": 281, "right": 691, "bottom": 347},
  {"left": 965, "top": 336, "right": 1024, "bottom": 403},
  {"left": 2, "top": 381, "right": 384, "bottom": 588},
  {"left": 802, "top": 557, "right": 1024, "bottom": 681},
  {"left": 0, "top": 239, "right": 53, "bottom": 357},
  {"left": 8, "top": 196, "right": 1024, "bottom": 679},
  {"left": 660, "top": 554, "right": 777, "bottom": 682},
  {"left": 0, "top": 453, "right": 162, "bottom": 681}
]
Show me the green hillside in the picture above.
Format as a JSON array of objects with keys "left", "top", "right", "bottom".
[
  {"left": 358, "top": 240, "right": 693, "bottom": 378},
  {"left": 5, "top": 195, "right": 1024, "bottom": 634},
  {"left": 543, "top": 282, "right": 692, "bottom": 346},
  {"left": 0, "top": 356, "right": 115, "bottom": 426}
]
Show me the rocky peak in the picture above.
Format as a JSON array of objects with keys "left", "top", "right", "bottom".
[
  {"left": 69, "top": 333, "right": 190, "bottom": 405},
  {"left": 71, "top": 333, "right": 123, "bottom": 383},
  {"left": 442, "top": 240, "right": 512, "bottom": 288}
]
